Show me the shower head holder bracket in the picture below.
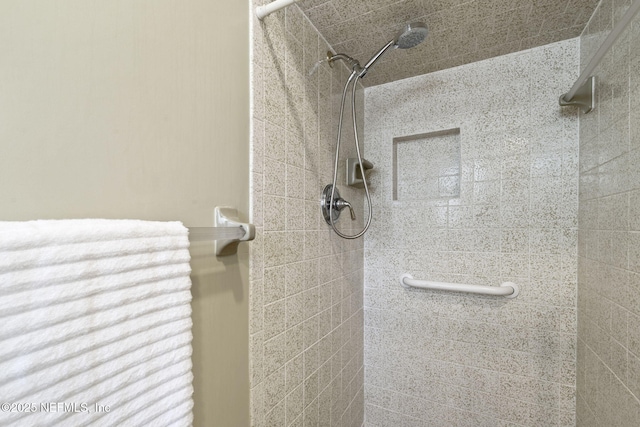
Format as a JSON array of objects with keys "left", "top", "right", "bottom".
[{"left": 346, "top": 158, "right": 374, "bottom": 188}]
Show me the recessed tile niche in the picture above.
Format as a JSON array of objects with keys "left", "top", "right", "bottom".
[{"left": 393, "top": 128, "right": 461, "bottom": 201}]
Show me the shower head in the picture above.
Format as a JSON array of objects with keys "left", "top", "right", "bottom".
[
  {"left": 394, "top": 22, "right": 428, "bottom": 49},
  {"left": 359, "top": 21, "right": 428, "bottom": 77}
]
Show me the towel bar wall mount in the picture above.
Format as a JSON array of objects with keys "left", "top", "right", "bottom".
[
  {"left": 187, "top": 207, "right": 255, "bottom": 256},
  {"left": 213, "top": 207, "right": 255, "bottom": 256}
]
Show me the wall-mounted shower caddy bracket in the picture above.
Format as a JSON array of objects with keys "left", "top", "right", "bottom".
[{"left": 214, "top": 207, "right": 255, "bottom": 256}]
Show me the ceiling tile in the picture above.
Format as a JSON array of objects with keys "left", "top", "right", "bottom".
[{"left": 296, "top": 0, "right": 599, "bottom": 86}]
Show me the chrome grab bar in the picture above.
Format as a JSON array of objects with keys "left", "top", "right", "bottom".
[{"left": 400, "top": 274, "right": 519, "bottom": 298}]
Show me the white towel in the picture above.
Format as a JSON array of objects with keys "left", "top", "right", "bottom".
[{"left": 0, "top": 219, "right": 193, "bottom": 427}]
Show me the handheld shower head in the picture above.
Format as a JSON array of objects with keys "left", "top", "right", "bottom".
[
  {"left": 394, "top": 22, "right": 428, "bottom": 49},
  {"left": 359, "top": 21, "right": 428, "bottom": 78}
]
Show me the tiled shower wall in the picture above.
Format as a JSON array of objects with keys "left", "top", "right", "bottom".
[
  {"left": 577, "top": 1, "right": 640, "bottom": 425},
  {"left": 249, "top": 4, "right": 365, "bottom": 427},
  {"left": 363, "top": 40, "right": 579, "bottom": 426}
]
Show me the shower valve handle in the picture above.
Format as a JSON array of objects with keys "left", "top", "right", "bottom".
[
  {"left": 335, "top": 199, "right": 356, "bottom": 221},
  {"left": 321, "top": 185, "right": 357, "bottom": 225}
]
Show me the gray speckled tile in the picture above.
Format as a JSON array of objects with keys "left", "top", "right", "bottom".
[{"left": 363, "top": 39, "right": 579, "bottom": 426}]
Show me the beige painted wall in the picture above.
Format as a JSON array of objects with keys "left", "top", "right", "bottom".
[{"left": 0, "top": 1, "right": 249, "bottom": 425}]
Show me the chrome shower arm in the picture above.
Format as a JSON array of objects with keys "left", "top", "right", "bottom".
[
  {"left": 359, "top": 40, "right": 394, "bottom": 78},
  {"left": 327, "top": 52, "right": 362, "bottom": 73}
]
